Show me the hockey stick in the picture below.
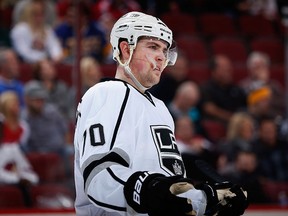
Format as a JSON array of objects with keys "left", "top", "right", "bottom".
[{"left": 194, "top": 160, "right": 232, "bottom": 187}]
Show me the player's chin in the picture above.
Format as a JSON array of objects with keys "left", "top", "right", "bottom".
[
  {"left": 152, "top": 70, "right": 162, "bottom": 80},
  {"left": 145, "top": 78, "right": 160, "bottom": 89},
  {"left": 152, "top": 74, "right": 161, "bottom": 84}
]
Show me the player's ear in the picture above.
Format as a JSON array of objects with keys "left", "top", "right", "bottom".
[{"left": 119, "top": 40, "right": 130, "bottom": 62}]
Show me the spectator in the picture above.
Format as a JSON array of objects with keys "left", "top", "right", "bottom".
[
  {"left": 80, "top": 56, "right": 103, "bottom": 95},
  {"left": 12, "top": 0, "right": 57, "bottom": 26},
  {"left": 168, "top": 81, "right": 200, "bottom": 120},
  {"left": 149, "top": 51, "right": 190, "bottom": 105},
  {"left": 55, "top": 0, "right": 72, "bottom": 23},
  {"left": 0, "top": 48, "right": 25, "bottom": 108},
  {"left": 0, "top": 91, "right": 39, "bottom": 207},
  {"left": 247, "top": 86, "right": 274, "bottom": 126},
  {"left": 22, "top": 80, "right": 68, "bottom": 154},
  {"left": 240, "top": 51, "right": 285, "bottom": 117},
  {"left": 236, "top": 0, "right": 278, "bottom": 20},
  {"left": 199, "top": 55, "right": 247, "bottom": 124},
  {"left": 10, "top": 0, "right": 63, "bottom": 63},
  {"left": 92, "top": 0, "right": 141, "bottom": 20},
  {"left": 252, "top": 117, "right": 288, "bottom": 181},
  {"left": 217, "top": 112, "right": 255, "bottom": 171},
  {"left": 167, "top": 80, "right": 203, "bottom": 134},
  {"left": 54, "top": 1, "right": 107, "bottom": 63},
  {"left": 175, "top": 115, "right": 216, "bottom": 179},
  {"left": 279, "top": 117, "right": 288, "bottom": 141},
  {"left": 32, "top": 59, "right": 74, "bottom": 123},
  {"left": 219, "top": 151, "right": 269, "bottom": 204},
  {"left": 96, "top": 12, "right": 117, "bottom": 64},
  {"left": 176, "top": 116, "right": 213, "bottom": 158},
  {"left": 221, "top": 112, "right": 255, "bottom": 159}
]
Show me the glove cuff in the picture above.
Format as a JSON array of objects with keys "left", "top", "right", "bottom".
[
  {"left": 195, "top": 183, "right": 219, "bottom": 216},
  {"left": 124, "top": 171, "right": 164, "bottom": 213}
]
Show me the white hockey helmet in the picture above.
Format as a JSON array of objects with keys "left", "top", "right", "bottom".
[{"left": 110, "top": 11, "right": 177, "bottom": 66}]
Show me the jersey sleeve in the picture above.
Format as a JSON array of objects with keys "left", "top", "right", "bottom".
[{"left": 74, "top": 81, "right": 141, "bottom": 214}]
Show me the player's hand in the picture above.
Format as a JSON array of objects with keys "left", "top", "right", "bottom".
[
  {"left": 195, "top": 182, "right": 248, "bottom": 216},
  {"left": 124, "top": 171, "right": 194, "bottom": 216}
]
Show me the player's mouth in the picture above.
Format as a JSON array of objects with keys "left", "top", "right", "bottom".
[{"left": 154, "top": 66, "right": 160, "bottom": 71}]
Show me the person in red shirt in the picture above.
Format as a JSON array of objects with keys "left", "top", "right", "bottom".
[{"left": 0, "top": 91, "right": 38, "bottom": 206}]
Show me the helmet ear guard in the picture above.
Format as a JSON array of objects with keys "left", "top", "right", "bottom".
[{"left": 166, "top": 40, "right": 178, "bottom": 66}]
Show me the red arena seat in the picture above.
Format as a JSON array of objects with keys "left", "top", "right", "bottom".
[
  {"left": 0, "top": 185, "right": 26, "bottom": 208},
  {"left": 177, "top": 36, "right": 210, "bottom": 64},
  {"left": 31, "top": 183, "right": 74, "bottom": 209},
  {"left": 26, "top": 152, "right": 66, "bottom": 183},
  {"left": 199, "top": 13, "right": 238, "bottom": 37},
  {"left": 210, "top": 36, "right": 248, "bottom": 64},
  {"left": 249, "top": 37, "right": 284, "bottom": 64},
  {"left": 239, "top": 15, "right": 276, "bottom": 38},
  {"left": 161, "top": 13, "right": 198, "bottom": 36}
]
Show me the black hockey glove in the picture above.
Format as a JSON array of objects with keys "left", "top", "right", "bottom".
[
  {"left": 195, "top": 182, "right": 248, "bottom": 216},
  {"left": 124, "top": 171, "right": 194, "bottom": 216},
  {"left": 217, "top": 184, "right": 249, "bottom": 216}
]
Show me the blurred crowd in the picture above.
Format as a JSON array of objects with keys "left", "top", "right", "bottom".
[{"left": 0, "top": 0, "right": 287, "bottom": 208}]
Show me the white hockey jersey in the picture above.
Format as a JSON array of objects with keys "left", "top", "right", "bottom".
[{"left": 74, "top": 78, "right": 186, "bottom": 216}]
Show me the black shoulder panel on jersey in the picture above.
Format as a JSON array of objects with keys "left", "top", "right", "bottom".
[{"left": 110, "top": 82, "right": 130, "bottom": 150}]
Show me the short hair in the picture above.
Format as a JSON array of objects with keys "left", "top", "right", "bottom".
[{"left": 247, "top": 51, "right": 270, "bottom": 69}]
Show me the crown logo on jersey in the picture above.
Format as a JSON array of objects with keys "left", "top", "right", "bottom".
[{"left": 172, "top": 160, "right": 183, "bottom": 175}]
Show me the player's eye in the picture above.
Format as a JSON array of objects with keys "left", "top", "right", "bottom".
[
  {"left": 148, "top": 45, "right": 168, "bottom": 56},
  {"left": 163, "top": 49, "right": 168, "bottom": 57},
  {"left": 148, "top": 45, "right": 158, "bottom": 50}
]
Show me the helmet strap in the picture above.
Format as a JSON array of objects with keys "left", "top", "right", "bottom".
[{"left": 116, "top": 46, "right": 149, "bottom": 92}]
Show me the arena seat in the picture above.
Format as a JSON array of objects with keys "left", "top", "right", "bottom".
[
  {"left": 199, "top": 13, "right": 238, "bottom": 37},
  {"left": 233, "top": 64, "right": 248, "bottom": 84},
  {"left": 201, "top": 120, "right": 226, "bottom": 144},
  {"left": 238, "top": 15, "right": 276, "bottom": 38},
  {"left": 0, "top": 185, "right": 26, "bottom": 208},
  {"left": 249, "top": 37, "right": 284, "bottom": 64},
  {"left": 31, "top": 183, "right": 74, "bottom": 209},
  {"left": 176, "top": 35, "right": 210, "bottom": 64},
  {"left": 18, "top": 63, "right": 33, "bottom": 83},
  {"left": 161, "top": 13, "right": 198, "bottom": 36},
  {"left": 260, "top": 179, "right": 288, "bottom": 203},
  {"left": 270, "top": 64, "right": 285, "bottom": 87},
  {"left": 187, "top": 63, "right": 210, "bottom": 84},
  {"left": 19, "top": 63, "right": 74, "bottom": 86},
  {"left": 101, "top": 63, "right": 117, "bottom": 78},
  {"left": 210, "top": 36, "right": 248, "bottom": 64},
  {"left": 55, "top": 63, "right": 73, "bottom": 86},
  {"left": 26, "top": 152, "right": 66, "bottom": 183}
]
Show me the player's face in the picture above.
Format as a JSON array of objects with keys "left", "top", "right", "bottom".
[{"left": 129, "top": 37, "right": 169, "bottom": 88}]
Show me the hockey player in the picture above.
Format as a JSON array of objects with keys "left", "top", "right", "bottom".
[{"left": 74, "top": 11, "right": 248, "bottom": 216}]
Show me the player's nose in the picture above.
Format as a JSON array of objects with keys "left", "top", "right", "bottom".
[{"left": 156, "top": 51, "right": 166, "bottom": 63}]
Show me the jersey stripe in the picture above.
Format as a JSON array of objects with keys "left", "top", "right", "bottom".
[
  {"left": 107, "top": 167, "right": 126, "bottom": 185},
  {"left": 87, "top": 194, "right": 127, "bottom": 212},
  {"left": 82, "top": 149, "right": 129, "bottom": 191},
  {"left": 110, "top": 82, "right": 130, "bottom": 150}
]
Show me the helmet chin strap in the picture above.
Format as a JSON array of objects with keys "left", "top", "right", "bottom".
[
  {"left": 124, "top": 65, "right": 148, "bottom": 92},
  {"left": 116, "top": 46, "right": 149, "bottom": 92}
]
